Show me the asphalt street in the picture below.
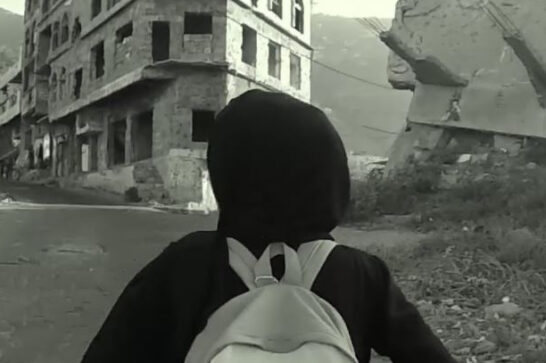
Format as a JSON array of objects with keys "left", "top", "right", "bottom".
[{"left": 0, "top": 180, "right": 407, "bottom": 362}]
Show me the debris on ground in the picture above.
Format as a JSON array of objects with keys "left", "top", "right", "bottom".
[
  {"left": 349, "top": 145, "right": 546, "bottom": 362},
  {"left": 0, "top": 192, "right": 15, "bottom": 204}
]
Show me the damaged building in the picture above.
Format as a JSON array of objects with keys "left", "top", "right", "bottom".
[
  {"left": 14, "top": 0, "right": 311, "bottom": 209},
  {"left": 0, "top": 53, "right": 22, "bottom": 179},
  {"left": 378, "top": 0, "right": 546, "bottom": 169}
]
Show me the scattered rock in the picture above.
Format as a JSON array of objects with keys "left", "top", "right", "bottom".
[
  {"left": 526, "top": 162, "right": 538, "bottom": 170},
  {"left": 471, "top": 153, "right": 489, "bottom": 164},
  {"left": 0, "top": 193, "right": 15, "bottom": 203},
  {"left": 439, "top": 170, "right": 459, "bottom": 189},
  {"left": 485, "top": 302, "right": 521, "bottom": 319},
  {"left": 462, "top": 298, "right": 481, "bottom": 309},
  {"left": 451, "top": 305, "right": 463, "bottom": 312},
  {"left": 442, "top": 298, "right": 455, "bottom": 306},
  {"left": 455, "top": 347, "right": 471, "bottom": 355},
  {"left": 474, "top": 339, "right": 497, "bottom": 354},
  {"left": 473, "top": 173, "right": 492, "bottom": 183},
  {"left": 457, "top": 154, "right": 472, "bottom": 163}
]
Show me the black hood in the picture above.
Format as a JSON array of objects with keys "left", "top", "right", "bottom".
[{"left": 207, "top": 90, "right": 350, "bottom": 255}]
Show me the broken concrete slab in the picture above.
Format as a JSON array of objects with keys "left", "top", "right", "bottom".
[
  {"left": 386, "top": 122, "right": 451, "bottom": 173},
  {"left": 387, "top": 0, "right": 546, "bottom": 142}
]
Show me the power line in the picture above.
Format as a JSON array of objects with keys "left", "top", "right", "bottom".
[
  {"left": 311, "top": 59, "right": 394, "bottom": 90},
  {"left": 224, "top": 13, "right": 396, "bottom": 91},
  {"left": 360, "top": 123, "right": 400, "bottom": 135}
]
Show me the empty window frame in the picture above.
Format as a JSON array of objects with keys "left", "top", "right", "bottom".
[
  {"left": 107, "top": 0, "right": 120, "bottom": 9},
  {"left": 292, "top": 0, "right": 304, "bottom": 32},
  {"left": 115, "top": 22, "right": 133, "bottom": 44},
  {"left": 152, "top": 21, "right": 170, "bottom": 62},
  {"left": 73, "top": 68, "right": 82, "bottom": 99},
  {"left": 268, "top": 41, "right": 281, "bottom": 79},
  {"left": 132, "top": 110, "right": 153, "bottom": 161},
  {"left": 192, "top": 110, "right": 215, "bottom": 142},
  {"left": 290, "top": 53, "right": 301, "bottom": 89},
  {"left": 241, "top": 25, "right": 257, "bottom": 66},
  {"left": 184, "top": 13, "right": 213, "bottom": 34},
  {"left": 268, "top": 0, "right": 282, "bottom": 18},
  {"left": 61, "top": 14, "right": 70, "bottom": 44},
  {"left": 91, "top": 0, "right": 102, "bottom": 18},
  {"left": 110, "top": 119, "right": 126, "bottom": 165},
  {"left": 91, "top": 41, "right": 105, "bottom": 79},
  {"left": 72, "top": 17, "right": 81, "bottom": 42},
  {"left": 52, "top": 21, "right": 60, "bottom": 50}
]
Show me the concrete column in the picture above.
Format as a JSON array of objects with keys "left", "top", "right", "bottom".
[
  {"left": 67, "top": 122, "right": 77, "bottom": 174},
  {"left": 125, "top": 115, "right": 133, "bottom": 164},
  {"left": 51, "top": 132, "right": 57, "bottom": 177},
  {"left": 385, "top": 122, "right": 452, "bottom": 174}
]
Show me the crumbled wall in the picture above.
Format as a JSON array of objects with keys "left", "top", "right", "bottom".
[{"left": 388, "top": 0, "right": 546, "bottom": 138}]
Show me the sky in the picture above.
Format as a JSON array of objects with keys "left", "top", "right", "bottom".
[{"left": 0, "top": 0, "right": 398, "bottom": 18}]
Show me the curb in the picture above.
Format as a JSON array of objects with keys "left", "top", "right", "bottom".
[{"left": 152, "top": 205, "right": 212, "bottom": 215}]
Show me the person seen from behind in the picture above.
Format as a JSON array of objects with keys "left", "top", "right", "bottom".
[{"left": 81, "top": 89, "right": 457, "bottom": 363}]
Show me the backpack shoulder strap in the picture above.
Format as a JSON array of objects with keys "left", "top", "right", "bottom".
[
  {"left": 227, "top": 238, "right": 258, "bottom": 290},
  {"left": 298, "top": 240, "right": 338, "bottom": 289}
]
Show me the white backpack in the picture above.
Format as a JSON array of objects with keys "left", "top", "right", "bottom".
[{"left": 184, "top": 238, "right": 359, "bottom": 363}]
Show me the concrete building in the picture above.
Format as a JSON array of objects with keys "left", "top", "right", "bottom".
[
  {"left": 0, "top": 52, "right": 22, "bottom": 179},
  {"left": 17, "top": 0, "right": 312, "bottom": 208},
  {"left": 380, "top": 0, "right": 546, "bottom": 168}
]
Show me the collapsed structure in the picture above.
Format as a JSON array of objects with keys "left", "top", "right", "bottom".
[
  {"left": 376, "top": 0, "right": 546, "bottom": 168},
  {"left": 3, "top": 0, "right": 311, "bottom": 210}
]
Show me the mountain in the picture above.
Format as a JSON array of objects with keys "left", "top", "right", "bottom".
[
  {"left": 311, "top": 14, "right": 412, "bottom": 156},
  {"left": 0, "top": 9, "right": 409, "bottom": 156},
  {"left": 0, "top": 8, "right": 23, "bottom": 73}
]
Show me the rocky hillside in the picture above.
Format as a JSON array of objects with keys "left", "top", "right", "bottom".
[
  {"left": 0, "top": 8, "right": 23, "bottom": 73},
  {"left": 311, "top": 14, "right": 411, "bottom": 156}
]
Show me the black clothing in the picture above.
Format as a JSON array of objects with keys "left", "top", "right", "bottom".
[
  {"left": 207, "top": 90, "right": 351, "bottom": 255},
  {"left": 81, "top": 232, "right": 456, "bottom": 363}
]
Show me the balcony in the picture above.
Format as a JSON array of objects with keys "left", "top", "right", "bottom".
[
  {"left": 21, "top": 82, "right": 49, "bottom": 117},
  {"left": 0, "top": 92, "right": 21, "bottom": 127}
]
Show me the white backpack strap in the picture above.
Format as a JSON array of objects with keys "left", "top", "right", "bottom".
[
  {"left": 254, "top": 243, "right": 303, "bottom": 287},
  {"left": 227, "top": 238, "right": 258, "bottom": 290},
  {"left": 298, "top": 240, "right": 338, "bottom": 289}
]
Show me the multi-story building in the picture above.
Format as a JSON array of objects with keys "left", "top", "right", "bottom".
[
  {"left": 0, "top": 52, "right": 22, "bottom": 179},
  {"left": 18, "top": 0, "right": 312, "bottom": 207}
]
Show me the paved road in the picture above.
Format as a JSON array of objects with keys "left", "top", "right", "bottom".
[{"left": 0, "top": 181, "right": 408, "bottom": 362}]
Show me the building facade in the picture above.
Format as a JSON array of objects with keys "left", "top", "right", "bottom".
[
  {"left": 17, "top": 0, "right": 312, "bottom": 207},
  {"left": 0, "top": 52, "right": 22, "bottom": 179}
]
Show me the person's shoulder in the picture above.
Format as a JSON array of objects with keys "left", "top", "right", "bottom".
[
  {"left": 164, "top": 230, "right": 220, "bottom": 257},
  {"left": 331, "top": 244, "right": 391, "bottom": 283}
]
